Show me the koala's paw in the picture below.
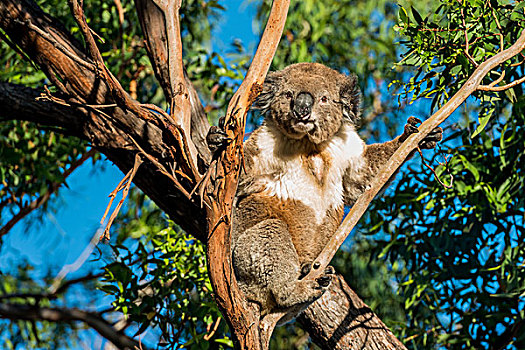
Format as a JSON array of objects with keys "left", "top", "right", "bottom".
[
  {"left": 315, "top": 266, "right": 335, "bottom": 288},
  {"left": 419, "top": 127, "right": 443, "bottom": 150},
  {"left": 206, "top": 124, "right": 231, "bottom": 154},
  {"left": 401, "top": 117, "right": 443, "bottom": 149},
  {"left": 299, "top": 263, "right": 312, "bottom": 280}
]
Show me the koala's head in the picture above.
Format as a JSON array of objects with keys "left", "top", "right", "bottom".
[{"left": 252, "top": 63, "right": 361, "bottom": 144}]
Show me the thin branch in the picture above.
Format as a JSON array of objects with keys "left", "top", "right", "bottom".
[
  {"left": 128, "top": 137, "right": 193, "bottom": 200},
  {"left": 100, "top": 153, "right": 143, "bottom": 241},
  {"left": 0, "top": 303, "right": 148, "bottom": 350},
  {"left": 68, "top": 0, "right": 154, "bottom": 121},
  {"left": 461, "top": 8, "right": 478, "bottom": 67},
  {"left": 0, "top": 273, "right": 103, "bottom": 301},
  {"left": 149, "top": 0, "right": 199, "bottom": 176},
  {"left": 49, "top": 229, "right": 105, "bottom": 294},
  {"left": 14, "top": 18, "right": 94, "bottom": 70},
  {"left": 0, "top": 149, "right": 95, "bottom": 238},
  {"left": 417, "top": 147, "right": 453, "bottom": 188},
  {"left": 478, "top": 74, "right": 525, "bottom": 91},
  {"left": 306, "top": 29, "right": 525, "bottom": 280}
]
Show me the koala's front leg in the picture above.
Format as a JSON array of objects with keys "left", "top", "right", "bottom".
[{"left": 343, "top": 117, "right": 443, "bottom": 206}]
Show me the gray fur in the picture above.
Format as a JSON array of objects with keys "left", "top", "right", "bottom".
[{"left": 211, "top": 63, "right": 443, "bottom": 322}]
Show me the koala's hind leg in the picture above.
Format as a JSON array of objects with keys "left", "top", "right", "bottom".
[{"left": 232, "top": 219, "right": 333, "bottom": 310}]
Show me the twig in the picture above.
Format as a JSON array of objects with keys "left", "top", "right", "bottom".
[
  {"left": 416, "top": 147, "right": 453, "bottom": 188},
  {"left": 100, "top": 153, "right": 143, "bottom": 241},
  {"left": 478, "top": 74, "right": 525, "bottom": 91},
  {"left": 305, "top": 29, "right": 525, "bottom": 282},
  {"left": 49, "top": 229, "right": 105, "bottom": 294},
  {"left": 68, "top": 0, "right": 153, "bottom": 122},
  {"left": 488, "top": 70, "right": 505, "bottom": 87},
  {"left": 0, "top": 304, "right": 149, "bottom": 350},
  {"left": 14, "top": 18, "right": 94, "bottom": 70},
  {"left": 127, "top": 136, "right": 193, "bottom": 200},
  {"left": 461, "top": 8, "right": 478, "bottom": 67},
  {"left": 203, "top": 317, "right": 221, "bottom": 341},
  {"left": 0, "top": 273, "right": 103, "bottom": 301}
]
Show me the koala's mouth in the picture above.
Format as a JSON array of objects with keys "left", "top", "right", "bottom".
[{"left": 291, "top": 119, "right": 315, "bottom": 133}]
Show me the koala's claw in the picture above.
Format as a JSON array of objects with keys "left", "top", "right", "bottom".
[
  {"left": 315, "top": 265, "right": 335, "bottom": 288},
  {"left": 401, "top": 117, "right": 443, "bottom": 150},
  {"left": 402, "top": 116, "right": 422, "bottom": 140},
  {"left": 324, "top": 266, "right": 335, "bottom": 275},
  {"left": 299, "top": 263, "right": 311, "bottom": 280},
  {"left": 316, "top": 275, "right": 332, "bottom": 288},
  {"left": 419, "top": 127, "right": 443, "bottom": 150},
  {"left": 206, "top": 125, "right": 231, "bottom": 154}
]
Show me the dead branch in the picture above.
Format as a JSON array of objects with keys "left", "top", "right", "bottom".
[
  {"left": 0, "top": 303, "right": 148, "bottom": 350},
  {"left": 149, "top": 0, "right": 200, "bottom": 173},
  {"left": 417, "top": 147, "right": 454, "bottom": 189},
  {"left": 100, "top": 153, "right": 143, "bottom": 240},
  {"left": 68, "top": 0, "right": 138, "bottom": 114},
  {"left": 306, "top": 28, "right": 525, "bottom": 281},
  {"left": 49, "top": 229, "right": 105, "bottom": 293}
]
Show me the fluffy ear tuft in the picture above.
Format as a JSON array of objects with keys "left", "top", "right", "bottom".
[
  {"left": 339, "top": 74, "right": 362, "bottom": 124},
  {"left": 251, "top": 71, "right": 284, "bottom": 114}
]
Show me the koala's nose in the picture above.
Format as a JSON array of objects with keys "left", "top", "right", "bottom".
[{"left": 293, "top": 92, "right": 314, "bottom": 120}]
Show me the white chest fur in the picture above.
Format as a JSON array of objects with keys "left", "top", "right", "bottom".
[{"left": 251, "top": 123, "right": 365, "bottom": 223}]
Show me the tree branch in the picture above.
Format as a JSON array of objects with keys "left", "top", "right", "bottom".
[
  {"left": 307, "top": 29, "right": 525, "bottom": 281},
  {"left": 0, "top": 304, "right": 147, "bottom": 350},
  {"left": 204, "top": 1, "right": 290, "bottom": 349},
  {"left": 299, "top": 274, "right": 405, "bottom": 349},
  {"left": 477, "top": 74, "right": 525, "bottom": 91},
  {"left": 0, "top": 1, "right": 208, "bottom": 240},
  {"left": 135, "top": 0, "right": 211, "bottom": 164}
]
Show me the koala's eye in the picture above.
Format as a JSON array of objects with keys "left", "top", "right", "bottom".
[
  {"left": 320, "top": 96, "right": 328, "bottom": 103},
  {"left": 285, "top": 91, "right": 293, "bottom": 99}
]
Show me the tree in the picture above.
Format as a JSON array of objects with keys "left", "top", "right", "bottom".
[{"left": 1, "top": 0, "right": 524, "bottom": 349}]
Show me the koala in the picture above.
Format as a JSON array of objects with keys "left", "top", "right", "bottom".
[{"left": 207, "top": 63, "right": 442, "bottom": 321}]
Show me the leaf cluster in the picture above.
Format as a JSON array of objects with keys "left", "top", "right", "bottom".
[
  {"left": 366, "top": 108, "right": 525, "bottom": 348},
  {"left": 100, "top": 218, "right": 231, "bottom": 349},
  {"left": 394, "top": 1, "right": 525, "bottom": 114}
]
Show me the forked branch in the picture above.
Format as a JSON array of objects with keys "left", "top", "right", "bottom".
[{"left": 147, "top": 0, "right": 200, "bottom": 172}]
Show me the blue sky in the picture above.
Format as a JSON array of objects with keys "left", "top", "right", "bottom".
[
  {"left": 0, "top": 0, "right": 259, "bottom": 274},
  {"left": 0, "top": 1, "right": 259, "bottom": 348}
]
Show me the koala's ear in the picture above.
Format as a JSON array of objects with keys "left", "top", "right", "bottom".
[
  {"left": 251, "top": 70, "right": 284, "bottom": 113},
  {"left": 339, "top": 74, "right": 362, "bottom": 124}
]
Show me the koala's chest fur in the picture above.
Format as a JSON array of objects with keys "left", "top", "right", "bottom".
[{"left": 236, "top": 122, "right": 365, "bottom": 262}]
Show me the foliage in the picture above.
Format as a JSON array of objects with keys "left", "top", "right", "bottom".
[
  {"left": 394, "top": 0, "right": 525, "bottom": 135},
  {"left": 0, "top": 120, "right": 90, "bottom": 238},
  {"left": 359, "top": 1, "right": 525, "bottom": 348},
  {"left": 0, "top": 260, "right": 98, "bottom": 349},
  {"left": 101, "top": 223, "right": 231, "bottom": 349},
  {"left": 2, "top": 0, "right": 525, "bottom": 349}
]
